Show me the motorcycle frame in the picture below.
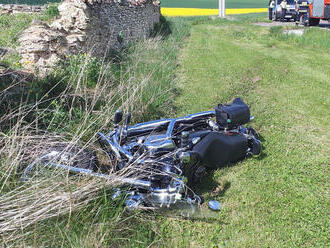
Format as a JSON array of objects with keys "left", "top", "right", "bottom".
[{"left": 98, "top": 110, "right": 216, "bottom": 161}]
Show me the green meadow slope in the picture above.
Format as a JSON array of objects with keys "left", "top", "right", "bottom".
[
  {"left": 1, "top": 10, "right": 329, "bottom": 247},
  {"left": 164, "top": 15, "right": 329, "bottom": 247}
]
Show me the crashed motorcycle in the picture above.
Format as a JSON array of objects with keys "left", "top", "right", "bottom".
[{"left": 22, "top": 98, "right": 261, "bottom": 210}]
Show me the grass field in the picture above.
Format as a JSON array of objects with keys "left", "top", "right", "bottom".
[
  {"left": 1, "top": 0, "right": 267, "bottom": 8},
  {"left": 1, "top": 11, "right": 329, "bottom": 248},
  {"left": 161, "top": 15, "right": 330, "bottom": 247}
]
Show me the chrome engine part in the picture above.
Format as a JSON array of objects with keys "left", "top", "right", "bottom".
[{"left": 23, "top": 98, "right": 262, "bottom": 211}]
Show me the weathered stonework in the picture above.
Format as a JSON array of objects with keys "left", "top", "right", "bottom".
[
  {"left": 0, "top": 4, "right": 46, "bottom": 14},
  {"left": 17, "top": 0, "right": 160, "bottom": 76},
  {"left": 18, "top": 20, "right": 68, "bottom": 73}
]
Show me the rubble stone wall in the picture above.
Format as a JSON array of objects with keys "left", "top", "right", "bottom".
[
  {"left": 0, "top": 4, "right": 46, "bottom": 14},
  {"left": 17, "top": 0, "right": 160, "bottom": 76}
]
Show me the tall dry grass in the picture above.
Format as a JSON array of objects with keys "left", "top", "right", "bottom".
[{"left": 0, "top": 34, "right": 180, "bottom": 246}]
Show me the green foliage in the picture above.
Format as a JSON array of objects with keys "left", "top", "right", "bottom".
[
  {"left": 235, "top": 12, "right": 271, "bottom": 23},
  {"left": 42, "top": 3, "right": 60, "bottom": 20},
  {"left": 0, "top": 16, "right": 190, "bottom": 139},
  {"left": 151, "top": 16, "right": 172, "bottom": 38},
  {"left": 269, "top": 25, "right": 330, "bottom": 50},
  {"left": 171, "top": 15, "right": 329, "bottom": 247},
  {"left": 2, "top": 13, "right": 329, "bottom": 248},
  {"left": 0, "top": 15, "right": 190, "bottom": 142},
  {"left": 0, "top": 9, "right": 61, "bottom": 69},
  {"left": 60, "top": 54, "right": 105, "bottom": 89},
  {"left": 283, "top": 28, "right": 330, "bottom": 50},
  {"left": 177, "top": 13, "right": 267, "bottom": 27},
  {"left": 1, "top": 16, "right": 191, "bottom": 246},
  {"left": 0, "top": 13, "right": 36, "bottom": 48},
  {"left": 269, "top": 25, "right": 284, "bottom": 37}
]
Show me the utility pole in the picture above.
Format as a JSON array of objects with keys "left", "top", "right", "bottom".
[{"left": 218, "top": 0, "right": 226, "bottom": 18}]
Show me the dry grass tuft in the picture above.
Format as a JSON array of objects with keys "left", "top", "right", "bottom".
[{"left": 0, "top": 37, "right": 177, "bottom": 245}]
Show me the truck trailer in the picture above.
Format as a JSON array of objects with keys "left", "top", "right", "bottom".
[{"left": 297, "top": 0, "right": 330, "bottom": 26}]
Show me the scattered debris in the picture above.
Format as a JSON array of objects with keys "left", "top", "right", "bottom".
[
  {"left": 208, "top": 200, "right": 221, "bottom": 211},
  {"left": 252, "top": 76, "right": 262, "bottom": 83},
  {"left": 283, "top": 29, "right": 304, "bottom": 36},
  {"left": 254, "top": 20, "right": 330, "bottom": 29},
  {"left": 254, "top": 22, "right": 296, "bottom": 27}
]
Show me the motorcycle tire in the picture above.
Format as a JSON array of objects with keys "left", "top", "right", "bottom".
[
  {"left": 20, "top": 143, "right": 99, "bottom": 181},
  {"left": 33, "top": 143, "right": 98, "bottom": 171}
]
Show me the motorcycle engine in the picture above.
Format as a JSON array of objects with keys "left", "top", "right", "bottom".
[{"left": 143, "top": 134, "right": 176, "bottom": 156}]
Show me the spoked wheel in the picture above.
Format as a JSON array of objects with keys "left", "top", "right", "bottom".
[{"left": 22, "top": 143, "right": 98, "bottom": 181}]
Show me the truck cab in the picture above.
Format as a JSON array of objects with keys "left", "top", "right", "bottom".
[
  {"left": 269, "top": 0, "right": 298, "bottom": 21},
  {"left": 297, "top": 0, "right": 330, "bottom": 26}
]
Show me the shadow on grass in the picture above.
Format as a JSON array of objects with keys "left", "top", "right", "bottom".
[
  {"left": 191, "top": 170, "right": 230, "bottom": 199},
  {"left": 190, "top": 132, "right": 267, "bottom": 199},
  {"left": 151, "top": 16, "right": 172, "bottom": 38},
  {"left": 256, "top": 133, "right": 267, "bottom": 160}
]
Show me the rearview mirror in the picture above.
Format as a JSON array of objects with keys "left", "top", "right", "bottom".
[{"left": 114, "top": 109, "right": 123, "bottom": 125}]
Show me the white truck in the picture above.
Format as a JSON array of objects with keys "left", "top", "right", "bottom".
[{"left": 269, "top": 0, "right": 299, "bottom": 21}]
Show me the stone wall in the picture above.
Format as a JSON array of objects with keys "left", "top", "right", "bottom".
[
  {"left": 17, "top": 0, "right": 160, "bottom": 76},
  {"left": 0, "top": 4, "right": 46, "bottom": 14}
]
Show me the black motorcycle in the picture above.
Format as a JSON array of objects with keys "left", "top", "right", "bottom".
[{"left": 23, "top": 98, "right": 261, "bottom": 210}]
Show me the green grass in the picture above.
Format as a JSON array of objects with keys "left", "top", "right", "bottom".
[
  {"left": 0, "top": 13, "right": 37, "bottom": 68},
  {"left": 0, "top": 16, "right": 191, "bottom": 247},
  {"left": 157, "top": 15, "right": 329, "bottom": 247},
  {"left": 1, "top": 13, "right": 329, "bottom": 248},
  {"left": 0, "top": 4, "right": 59, "bottom": 68},
  {"left": 0, "top": 4, "right": 59, "bottom": 48}
]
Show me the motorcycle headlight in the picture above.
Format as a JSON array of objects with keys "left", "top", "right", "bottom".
[{"left": 276, "top": 6, "right": 282, "bottom": 12}]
